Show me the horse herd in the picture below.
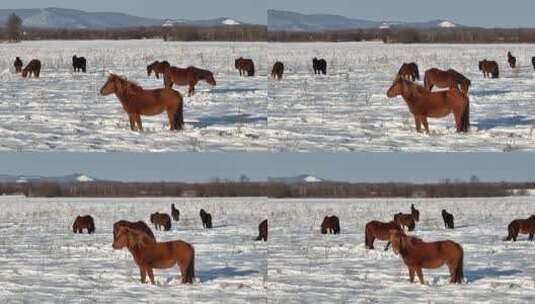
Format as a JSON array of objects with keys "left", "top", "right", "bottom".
[{"left": 71, "top": 203, "right": 535, "bottom": 286}]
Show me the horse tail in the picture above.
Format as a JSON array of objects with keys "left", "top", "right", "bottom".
[
  {"left": 249, "top": 64, "right": 255, "bottom": 77},
  {"left": 185, "top": 245, "right": 195, "bottom": 283},
  {"left": 414, "top": 65, "right": 420, "bottom": 80},
  {"left": 460, "top": 94, "right": 470, "bottom": 133},
  {"left": 453, "top": 244, "right": 464, "bottom": 283},
  {"left": 89, "top": 221, "right": 95, "bottom": 234},
  {"left": 174, "top": 99, "right": 184, "bottom": 131},
  {"left": 492, "top": 66, "right": 499, "bottom": 79},
  {"left": 505, "top": 222, "right": 516, "bottom": 241}
]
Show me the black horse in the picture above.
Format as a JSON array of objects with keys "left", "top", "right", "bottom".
[
  {"left": 442, "top": 209, "right": 455, "bottom": 229},
  {"left": 532, "top": 57, "right": 535, "bottom": 70},
  {"left": 200, "top": 209, "right": 213, "bottom": 229},
  {"left": 255, "top": 219, "right": 268, "bottom": 241},
  {"left": 72, "top": 55, "right": 87, "bottom": 73},
  {"left": 312, "top": 57, "right": 327, "bottom": 75},
  {"left": 14, "top": 57, "right": 23, "bottom": 73}
]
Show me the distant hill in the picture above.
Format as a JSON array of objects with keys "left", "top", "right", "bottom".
[{"left": 0, "top": 173, "right": 99, "bottom": 183}]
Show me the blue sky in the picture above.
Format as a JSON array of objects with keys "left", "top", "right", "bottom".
[{"left": 0, "top": 153, "right": 534, "bottom": 183}]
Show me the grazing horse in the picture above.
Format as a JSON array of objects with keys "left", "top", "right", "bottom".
[
  {"left": 14, "top": 57, "right": 23, "bottom": 73},
  {"left": 147, "top": 60, "right": 170, "bottom": 79},
  {"left": 507, "top": 51, "right": 517, "bottom": 69},
  {"left": 164, "top": 66, "right": 216, "bottom": 96},
  {"left": 389, "top": 230, "right": 464, "bottom": 284},
  {"left": 199, "top": 209, "right": 213, "bottom": 229},
  {"left": 150, "top": 212, "right": 171, "bottom": 231},
  {"left": 272, "top": 61, "right": 284, "bottom": 80},
  {"left": 22, "top": 59, "right": 41, "bottom": 78},
  {"left": 411, "top": 204, "right": 420, "bottom": 222},
  {"left": 397, "top": 62, "right": 420, "bottom": 81},
  {"left": 171, "top": 204, "right": 180, "bottom": 221},
  {"left": 256, "top": 219, "right": 268, "bottom": 242},
  {"left": 424, "top": 68, "right": 471, "bottom": 94},
  {"left": 72, "top": 215, "right": 95, "bottom": 234},
  {"left": 442, "top": 210, "right": 455, "bottom": 229},
  {"left": 100, "top": 73, "right": 184, "bottom": 131},
  {"left": 386, "top": 75, "right": 470, "bottom": 133},
  {"left": 235, "top": 57, "right": 255, "bottom": 76},
  {"left": 113, "top": 220, "right": 155, "bottom": 241},
  {"left": 365, "top": 220, "right": 402, "bottom": 250},
  {"left": 504, "top": 215, "right": 535, "bottom": 241},
  {"left": 321, "top": 216, "right": 340, "bottom": 234},
  {"left": 479, "top": 60, "right": 499, "bottom": 78},
  {"left": 532, "top": 57, "right": 535, "bottom": 70},
  {"left": 394, "top": 213, "right": 416, "bottom": 232},
  {"left": 112, "top": 226, "right": 195, "bottom": 284},
  {"left": 312, "top": 57, "right": 327, "bottom": 75},
  {"left": 72, "top": 55, "right": 87, "bottom": 73}
]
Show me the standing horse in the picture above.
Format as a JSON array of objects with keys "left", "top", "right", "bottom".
[
  {"left": 14, "top": 57, "right": 23, "bottom": 73},
  {"left": 72, "top": 55, "right": 87, "bottom": 73},
  {"left": 100, "top": 73, "right": 184, "bottom": 131},
  {"left": 235, "top": 57, "right": 255, "bottom": 76},
  {"left": 164, "top": 66, "right": 216, "bottom": 96},
  {"left": 150, "top": 212, "right": 172, "bottom": 231},
  {"left": 365, "top": 220, "right": 402, "bottom": 250},
  {"left": 389, "top": 230, "right": 464, "bottom": 284},
  {"left": 112, "top": 226, "right": 195, "bottom": 284},
  {"left": 394, "top": 213, "right": 416, "bottom": 232},
  {"left": 532, "top": 57, "right": 535, "bottom": 70},
  {"left": 113, "top": 220, "right": 155, "bottom": 241},
  {"left": 312, "top": 57, "right": 327, "bottom": 75},
  {"left": 22, "top": 59, "right": 41, "bottom": 78},
  {"left": 442, "top": 210, "right": 455, "bottom": 229},
  {"left": 479, "top": 60, "right": 499, "bottom": 78},
  {"left": 504, "top": 215, "right": 535, "bottom": 241},
  {"left": 72, "top": 215, "right": 95, "bottom": 234},
  {"left": 410, "top": 204, "right": 420, "bottom": 222},
  {"left": 199, "top": 209, "right": 213, "bottom": 229},
  {"left": 147, "top": 60, "right": 170, "bottom": 79},
  {"left": 272, "top": 61, "right": 284, "bottom": 80},
  {"left": 256, "top": 219, "right": 268, "bottom": 242},
  {"left": 424, "top": 68, "right": 471, "bottom": 94},
  {"left": 386, "top": 75, "right": 470, "bottom": 133},
  {"left": 397, "top": 63, "right": 420, "bottom": 81},
  {"left": 171, "top": 204, "right": 180, "bottom": 221},
  {"left": 321, "top": 216, "right": 340, "bottom": 234},
  {"left": 507, "top": 51, "right": 517, "bottom": 69}
]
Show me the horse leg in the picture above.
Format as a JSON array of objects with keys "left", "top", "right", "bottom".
[
  {"left": 383, "top": 241, "right": 390, "bottom": 251},
  {"left": 409, "top": 267, "right": 415, "bottom": 283},
  {"left": 421, "top": 117, "right": 430, "bottom": 134},
  {"left": 416, "top": 268, "right": 424, "bottom": 284},
  {"left": 188, "top": 84, "right": 195, "bottom": 97},
  {"left": 128, "top": 114, "right": 136, "bottom": 131},
  {"left": 147, "top": 268, "right": 155, "bottom": 285},
  {"left": 414, "top": 116, "right": 422, "bottom": 133},
  {"left": 529, "top": 233, "right": 534, "bottom": 241},
  {"left": 178, "top": 261, "right": 188, "bottom": 283},
  {"left": 167, "top": 109, "right": 176, "bottom": 131},
  {"left": 135, "top": 114, "right": 143, "bottom": 132},
  {"left": 139, "top": 266, "right": 147, "bottom": 283}
]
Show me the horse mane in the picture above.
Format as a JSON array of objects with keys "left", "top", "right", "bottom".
[
  {"left": 124, "top": 227, "right": 156, "bottom": 248},
  {"left": 110, "top": 74, "right": 143, "bottom": 94}
]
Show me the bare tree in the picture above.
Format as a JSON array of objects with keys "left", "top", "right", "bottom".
[{"left": 6, "top": 13, "right": 23, "bottom": 42}]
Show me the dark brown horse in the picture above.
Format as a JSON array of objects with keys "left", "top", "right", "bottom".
[
  {"left": 411, "top": 204, "right": 420, "bottom": 222},
  {"left": 147, "top": 60, "right": 170, "bottom": 79},
  {"left": 235, "top": 57, "right": 255, "bottom": 76},
  {"left": 112, "top": 226, "right": 195, "bottom": 284},
  {"left": 394, "top": 213, "right": 416, "bottom": 232},
  {"left": 365, "top": 220, "right": 402, "bottom": 250},
  {"left": 22, "top": 59, "right": 41, "bottom": 78},
  {"left": 507, "top": 51, "right": 517, "bottom": 69},
  {"left": 312, "top": 57, "right": 327, "bottom": 75},
  {"left": 442, "top": 210, "right": 455, "bottom": 229},
  {"left": 255, "top": 219, "right": 268, "bottom": 242},
  {"left": 272, "top": 61, "right": 284, "bottom": 80},
  {"left": 386, "top": 75, "right": 470, "bottom": 133},
  {"left": 398, "top": 62, "right": 420, "bottom": 81},
  {"left": 14, "top": 57, "right": 23, "bottom": 73},
  {"left": 199, "top": 209, "right": 213, "bottom": 229},
  {"left": 504, "top": 215, "right": 535, "bottom": 241},
  {"left": 113, "top": 220, "right": 155, "bottom": 241},
  {"left": 72, "top": 55, "right": 87, "bottom": 73},
  {"left": 424, "top": 68, "right": 471, "bottom": 94},
  {"left": 390, "top": 230, "right": 464, "bottom": 284},
  {"left": 72, "top": 215, "right": 95, "bottom": 234},
  {"left": 321, "top": 216, "right": 340, "bottom": 234},
  {"left": 532, "top": 57, "right": 535, "bottom": 70},
  {"left": 479, "top": 60, "right": 499, "bottom": 78},
  {"left": 100, "top": 73, "right": 184, "bottom": 131},
  {"left": 164, "top": 66, "right": 216, "bottom": 96},
  {"left": 150, "top": 212, "right": 171, "bottom": 231},
  {"left": 171, "top": 204, "right": 180, "bottom": 221}
]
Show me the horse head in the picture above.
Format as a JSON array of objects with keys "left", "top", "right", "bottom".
[
  {"left": 386, "top": 75, "right": 405, "bottom": 98},
  {"left": 205, "top": 71, "right": 216, "bottom": 86},
  {"left": 100, "top": 74, "right": 120, "bottom": 96}
]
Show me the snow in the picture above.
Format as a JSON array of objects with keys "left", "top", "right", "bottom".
[
  {"left": 304, "top": 175, "right": 322, "bottom": 182},
  {"left": 0, "top": 196, "right": 534, "bottom": 302},
  {"left": 222, "top": 19, "right": 240, "bottom": 26},
  {"left": 439, "top": 21, "right": 457, "bottom": 28},
  {"left": 76, "top": 174, "right": 94, "bottom": 182}
]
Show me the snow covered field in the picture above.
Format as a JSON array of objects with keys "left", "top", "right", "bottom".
[{"left": 0, "top": 196, "right": 533, "bottom": 303}]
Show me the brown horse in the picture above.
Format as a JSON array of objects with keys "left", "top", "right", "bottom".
[
  {"left": 272, "top": 61, "right": 284, "bottom": 80},
  {"left": 389, "top": 230, "right": 464, "bottom": 284},
  {"left": 507, "top": 51, "right": 517, "bottom": 69},
  {"left": 256, "top": 219, "right": 268, "bottom": 242},
  {"left": 72, "top": 215, "right": 95, "bottom": 234},
  {"left": 150, "top": 212, "right": 171, "bottom": 231},
  {"left": 386, "top": 75, "right": 470, "bottom": 133},
  {"left": 442, "top": 210, "right": 455, "bottom": 229},
  {"left": 100, "top": 73, "right": 184, "bottom": 131},
  {"left": 112, "top": 226, "right": 195, "bottom": 284},
  {"left": 397, "top": 62, "right": 420, "bottom": 81},
  {"left": 411, "top": 204, "right": 420, "bottom": 222},
  {"left": 365, "top": 220, "right": 402, "bottom": 250},
  {"left": 424, "top": 68, "right": 471, "bottom": 94},
  {"left": 321, "top": 216, "right": 340, "bottom": 234},
  {"left": 479, "top": 60, "right": 499, "bottom": 78},
  {"left": 22, "top": 59, "right": 41, "bottom": 78},
  {"left": 235, "top": 57, "right": 255, "bottom": 76},
  {"left": 147, "top": 60, "right": 170, "bottom": 79},
  {"left": 394, "top": 213, "right": 416, "bottom": 232},
  {"left": 164, "top": 66, "right": 216, "bottom": 96},
  {"left": 504, "top": 215, "right": 535, "bottom": 241},
  {"left": 199, "top": 209, "right": 213, "bottom": 229},
  {"left": 171, "top": 204, "right": 180, "bottom": 221},
  {"left": 14, "top": 57, "right": 23, "bottom": 73},
  {"left": 113, "top": 220, "right": 155, "bottom": 241}
]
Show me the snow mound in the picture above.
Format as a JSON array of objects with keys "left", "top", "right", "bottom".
[
  {"left": 222, "top": 18, "right": 240, "bottom": 25},
  {"left": 439, "top": 21, "right": 457, "bottom": 28},
  {"left": 76, "top": 174, "right": 94, "bottom": 182}
]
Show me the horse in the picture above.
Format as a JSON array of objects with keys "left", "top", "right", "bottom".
[
  {"left": 150, "top": 212, "right": 171, "bottom": 231},
  {"left": 504, "top": 215, "right": 535, "bottom": 241},
  {"left": 271, "top": 61, "right": 284, "bottom": 80},
  {"left": 147, "top": 60, "right": 170, "bottom": 79},
  {"left": 312, "top": 57, "right": 327, "bottom": 75},
  {"left": 14, "top": 57, "right": 23, "bottom": 73},
  {"left": 442, "top": 210, "right": 455, "bottom": 229},
  {"left": 389, "top": 230, "right": 464, "bottom": 284},
  {"left": 424, "top": 68, "right": 471, "bottom": 94},
  {"left": 100, "top": 73, "right": 184, "bottom": 131},
  {"left": 112, "top": 226, "right": 195, "bottom": 284},
  {"left": 532, "top": 57, "right": 535, "bottom": 70},
  {"left": 22, "top": 59, "right": 41, "bottom": 78},
  {"left": 507, "top": 51, "right": 517, "bottom": 69},
  {"left": 72, "top": 215, "right": 95, "bottom": 234},
  {"left": 386, "top": 75, "right": 470, "bottom": 133},
  {"left": 199, "top": 209, "right": 213, "bottom": 229},
  {"left": 365, "top": 220, "right": 402, "bottom": 250},
  {"left": 321, "top": 216, "right": 340, "bottom": 234},
  {"left": 479, "top": 60, "right": 499, "bottom": 78},
  {"left": 394, "top": 213, "right": 416, "bottom": 231},
  {"left": 411, "top": 204, "right": 420, "bottom": 222},
  {"left": 113, "top": 220, "right": 155, "bottom": 241},
  {"left": 256, "top": 219, "right": 268, "bottom": 242},
  {"left": 164, "top": 66, "right": 216, "bottom": 96},
  {"left": 235, "top": 57, "right": 255, "bottom": 76},
  {"left": 72, "top": 55, "right": 87, "bottom": 73},
  {"left": 397, "top": 62, "right": 420, "bottom": 81},
  {"left": 171, "top": 204, "right": 180, "bottom": 221}
]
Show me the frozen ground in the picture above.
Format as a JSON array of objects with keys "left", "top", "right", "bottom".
[{"left": 0, "top": 196, "right": 534, "bottom": 303}]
